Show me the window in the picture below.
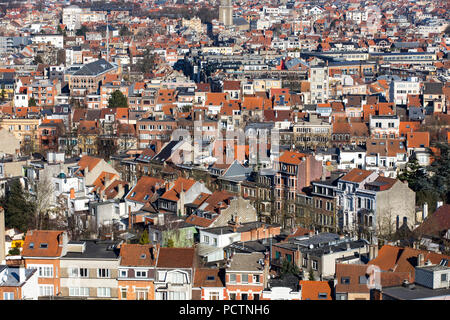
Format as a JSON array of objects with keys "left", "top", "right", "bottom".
[
  {"left": 229, "top": 293, "right": 236, "bottom": 300},
  {"left": 359, "top": 276, "right": 368, "bottom": 284},
  {"left": 241, "top": 274, "right": 248, "bottom": 284},
  {"left": 39, "top": 285, "right": 53, "bottom": 296},
  {"left": 69, "top": 287, "right": 89, "bottom": 297},
  {"left": 241, "top": 293, "right": 248, "bottom": 300},
  {"left": 441, "top": 273, "right": 448, "bottom": 282},
  {"left": 97, "top": 287, "right": 111, "bottom": 298},
  {"left": 119, "top": 270, "right": 128, "bottom": 278},
  {"left": 40, "top": 243, "right": 48, "bottom": 249},
  {"left": 203, "top": 235, "right": 209, "bottom": 244},
  {"left": 318, "top": 293, "right": 328, "bottom": 299},
  {"left": 32, "top": 265, "right": 53, "bottom": 278},
  {"left": 97, "top": 268, "right": 110, "bottom": 278},
  {"left": 136, "top": 289, "right": 148, "bottom": 300},
  {"left": 158, "top": 271, "right": 165, "bottom": 282},
  {"left": 171, "top": 272, "right": 185, "bottom": 284},
  {"left": 229, "top": 273, "right": 236, "bottom": 283},
  {"left": 253, "top": 293, "right": 260, "bottom": 300},
  {"left": 312, "top": 260, "right": 318, "bottom": 271},
  {"left": 253, "top": 275, "right": 260, "bottom": 283},
  {"left": 168, "top": 291, "right": 186, "bottom": 300},
  {"left": 136, "top": 270, "right": 147, "bottom": 278},
  {"left": 3, "top": 292, "right": 14, "bottom": 300},
  {"left": 120, "top": 287, "right": 127, "bottom": 299},
  {"left": 209, "top": 292, "right": 220, "bottom": 300},
  {"left": 341, "top": 277, "right": 350, "bottom": 284}
]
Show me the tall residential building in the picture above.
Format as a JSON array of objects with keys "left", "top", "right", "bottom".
[{"left": 219, "top": 0, "right": 233, "bottom": 26}]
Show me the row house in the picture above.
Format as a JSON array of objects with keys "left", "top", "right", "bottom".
[
  {"left": 273, "top": 151, "right": 324, "bottom": 228},
  {"left": 369, "top": 115, "right": 400, "bottom": 139},
  {"left": 22, "top": 230, "right": 69, "bottom": 297},
  {"left": 118, "top": 244, "right": 157, "bottom": 300},
  {"left": 137, "top": 117, "right": 177, "bottom": 149},
  {"left": 365, "top": 138, "right": 408, "bottom": 177},
  {"left": 225, "top": 252, "right": 269, "bottom": 300},
  {"left": 0, "top": 265, "right": 38, "bottom": 300},
  {"left": 335, "top": 168, "right": 415, "bottom": 242},
  {"left": 271, "top": 232, "right": 369, "bottom": 280},
  {"left": 59, "top": 240, "right": 120, "bottom": 300},
  {"left": 27, "top": 79, "right": 60, "bottom": 107}
]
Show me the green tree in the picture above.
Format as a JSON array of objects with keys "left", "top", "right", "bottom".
[
  {"left": 108, "top": 90, "right": 128, "bottom": 108},
  {"left": 167, "top": 238, "right": 174, "bottom": 248},
  {"left": 308, "top": 267, "right": 315, "bottom": 281},
  {"left": 280, "top": 258, "right": 300, "bottom": 276},
  {"left": 75, "top": 25, "right": 89, "bottom": 37},
  {"left": 28, "top": 97, "right": 37, "bottom": 107},
  {"left": 0, "top": 180, "right": 36, "bottom": 232},
  {"left": 139, "top": 229, "right": 150, "bottom": 244},
  {"left": 8, "top": 247, "right": 20, "bottom": 256}
]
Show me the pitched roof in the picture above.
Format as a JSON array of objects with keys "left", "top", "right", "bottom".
[
  {"left": 73, "top": 59, "right": 115, "bottom": 76},
  {"left": 126, "top": 176, "right": 165, "bottom": 204},
  {"left": 277, "top": 151, "right": 307, "bottom": 165},
  {"left": 119, "top": 243, "right": 157, "bottom": 267},
  {"left": 193, "top": 268, "right": 225, "bottom": 287},
  {"left": 22, "top": 230, "right": 65, "bottom": 258},
  {"left": 76, "top": 155, "right": 102, "bottom": 175},
  {"left": 299, "top": 280, "right": 332, "bottom": 300},
  {"left": 335, "top": 263, "right": 370, "bottom": 294},
  {"left": 340, "top": 168, "right": 374, "bottom": 183},
  {"left": 368, "top": 245, "right": 450, "bottom": 281},
  {"left": 415, "top": 204, "right": 450, "bottom": 238},
  {"left": 156, "top": 247, "right": 195, "bottom": 269},
  {"left": 160, "top": 177, "right": 196, "bottom": 202}
]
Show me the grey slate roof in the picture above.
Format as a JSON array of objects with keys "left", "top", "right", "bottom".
[{"left": 72, "top": 59, "right": 116, "bottom": 76}]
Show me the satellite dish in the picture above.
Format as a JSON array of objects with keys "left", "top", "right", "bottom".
[{"left": 309, "top": 244, "right": 314, "bottom": 249}]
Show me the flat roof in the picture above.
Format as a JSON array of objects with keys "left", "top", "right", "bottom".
[{"left": 382, "top": 284, "right": 450, "bottom": 300}]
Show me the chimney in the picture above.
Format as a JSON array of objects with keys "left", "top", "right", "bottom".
[
  {"left": 0, "top": 207, "right": 5, "bottom": 264},
  {"left": 418, "top": 253, "right": 424, "bottom": 267},
  {"left": 128, "top": 205, "right": 132, "bottom": 231},
  {"left": 422, "top": 203, "right": 428, "bottom": 221},
  {"left": 19, "top": 267, "right": 26, "bottom": 283}
]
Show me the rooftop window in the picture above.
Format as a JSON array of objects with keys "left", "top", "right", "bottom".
[{"left": 40, "top": 243, "right": 48, "bottom": 249}]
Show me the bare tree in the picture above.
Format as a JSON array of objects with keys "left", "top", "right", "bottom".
[{"left": 34, "top": 174, "right": 55, "bottom": 229}]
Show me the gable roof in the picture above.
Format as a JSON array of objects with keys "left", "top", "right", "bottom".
[
  {"left": 22, "top": 230, "right": 65, "bottom": 258},
  {"left": 119, "top": 243, "right": 157, "bottom": 267},
  {"left": 340, "top": 168, "right": 374, "bottom": 183},
  {"left": 368, "top": 245, "right": 450, "bottom": 281},
  {"left": 156, "top": 247, "right": 195, "bottom": 269},
  {"left": 299, "top": 280, "right": 332, "bottom": 300}
]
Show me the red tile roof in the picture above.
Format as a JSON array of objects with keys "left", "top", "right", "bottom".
[
  {"left": 119, "top": 243, "right": 158, "bottom": 267},
  {"left": 299, "top": 280, "right": 332, "bottom": 300},
  {"left": 22, "top": 230, "right": 65, "bottom": 258},
  {"left": 156, "top": 247, "right": 195, "bottom": 268}
]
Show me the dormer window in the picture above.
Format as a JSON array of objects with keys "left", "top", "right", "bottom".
[
  {"left": 40, "top": 243, "right": 48, "bottom": 249},
  {"left": 29, "top": 242, "right": 34, "bottom": 249},
  {"left": 140, "top": 254, "right": 146, "bottom": 259}
]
